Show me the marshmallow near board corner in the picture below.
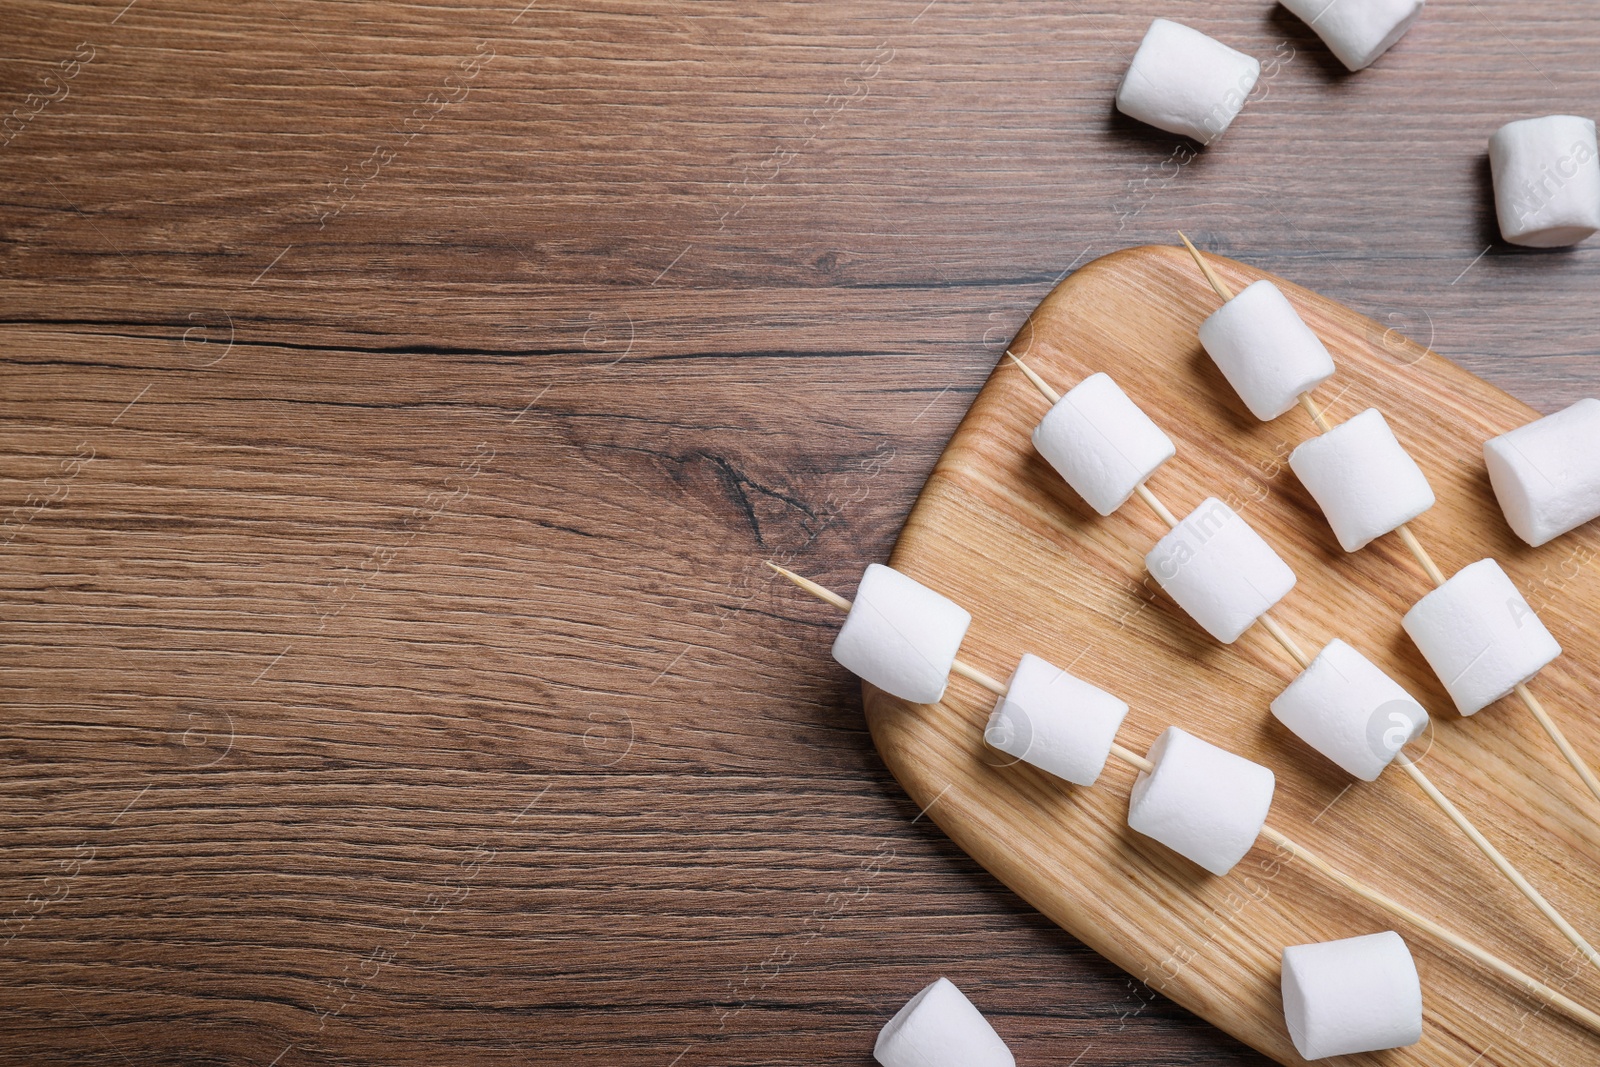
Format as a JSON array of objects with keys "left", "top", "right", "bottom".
[
  {"left": 1488, "top": 115, "right": 1600, "bottom": 248},
  {"left": 873, "top": 977, "right": 1014, "bottom": 1067},
  {"left": 1281, "top": 931, "right": 1423, "bottom": 1060},
  {"left": 1402, "top": 558, "right": 1561, "bottom": 716},
  {"left": 1128, "top": 727, "right": 1276, "bottom": 876},
  {"left": 1198, "top": 280, "right": 1337, "bottom": 421},
  {"left": 1279, "top": 0, "right": 1426, "bottom": 72},
  {"left": 1271, "top": 639, "right": 1428, "bottom": 782},
  {"left": 1115, "top": 18, "right": 1260, "bottom": 145},
  {"left": 831, "top": 564, "right": 971, "bottom": 705},
  {"left": 1146, "top": 497, "right": 1297, "bottom": 644},
  {"left": 1031, "top": 372, "right": 1176, "bottom": 516},
  {"left": 1290, "top": 408, "right": 1436, "bottom": 552},
  {"left": 1484, "top": 397, "right": 1600, "bottom": 547},
  {"left": 984, "top": 653, "right": 1130, "bottom": 787}
]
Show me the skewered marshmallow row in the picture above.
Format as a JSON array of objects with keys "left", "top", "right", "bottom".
[
  {"left": 1113, "top": 5, "right": 1427, "bottom": 146},
  {"left": 873, "top": 941, "right": 1422, "bottom": 1067},
  {"left": 1175, "top": 236, "right": 1600, "bottom": 807},
  {"left": 1006, "top": 350, "right": 1600, "bottom": 973},
  {"left": 769, "top": 560, "right": 1600, "bottom": 1052}
]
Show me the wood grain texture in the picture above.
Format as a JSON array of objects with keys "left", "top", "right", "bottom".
[
  {"left": 874, "top": 244, "right": 1600, "bottom": 1065},
  {"left": 0, "top": 0, "right": 1596, "bottom": 1063}
]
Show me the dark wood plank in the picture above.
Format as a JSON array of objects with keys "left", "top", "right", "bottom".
[{"left": 0, "top": 1, "right": 1596, "bottom": 1063}]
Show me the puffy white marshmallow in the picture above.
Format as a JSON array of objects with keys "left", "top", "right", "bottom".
[
  {"left": 1032, "top": 372, "right": 1177, "bottom": 516},
  {"left": 1146, "top": 497, "right": 1297, "bottom": 644},
  {"left": 874, "top": 977, "right": 1014, "bottom": 1067},
  {"left": 1281, "top": 931, "right": 1423, "bottom": 1060},
  {"left": 1127, "top": 726, "right": 1275, "bottom": 876},
  {"left": 1402, "top": 558, "right": 1560, "bottom": 715},
  {"left": 985, "top": 653, "right": 1131, "bottom": 787},
  {"left": 1198, "top": 280, "right": 1337, "bottom": 421},
  {"left": 1115, "top": 19, "right": 1261, "bottom": 145},
  {"left": 1290, "top": 408, "right": 1436, "bottom": 552},
  {"left": 1271, "top": 639, "right": 1428, "bottom": 781},
  {"left": 1485, "top": 398, "right": 1600, "bottom": 547},
  {"left": 1279, "top": 0, "right": 1425, "bottom": 72},
  {"left": 1489, "top": 115, "right": 1600, "bottom": 248},
  {"left": 832, "top": 564, "right": 972, "bottom": 705}
]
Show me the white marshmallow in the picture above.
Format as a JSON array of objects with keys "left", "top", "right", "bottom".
[
  {"left": 1279, "top": 0, "right": 1425, "bottom": 72},
  {"left": 874, "top": 977, "right": 1014, "bottom": 1067},
  {"left": 1032, "top": 372, "right": 1177, "bottom": 516},
  {"left": 985, "top": 653, "right": 1131, "bottom": 787},
  {"left": 1198, "top": 280, "right": 1337, "bottom": 421},
  {"left": 1402, "top": 558, "right": 1560, "bottom": 715},
  {"left": 1115, "top": 19, "right": 1261, "bottom": 145},
  {"left": 832, "top": 564, "right": 972, "bottom": 705},
  {"left": 1146, "top": 497, "right": 1297, "bottom": 644},
  {"left": 1489, "top": 115, "right": 1600, "bottom": 248},
  {"left": 1271, "top": 639, "right": 1428, "bottom": 781},
  {"left": 1485, "top": 398, "right": 1600, "bottom": 547},
  {"left": 1128, "top": 726, "right": 1276, "bottom": 876},
  {"left": 1290, "top": 408, "right": 1436, "bottom": 552},
  {"left": 1281, "top": 931, "right": 1423, "bottom": 1060}
]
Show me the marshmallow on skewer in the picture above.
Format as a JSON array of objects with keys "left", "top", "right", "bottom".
[
  {"left": 1146, "top": 497, "right": 1297, "bottom": 644},
  {"left": 1281, "top": 931, "right": 1424, "bottom": 1060},
  {"left": 1402, "top": 558, "right": 1561, "bottom": 715},
  {"left": 1198, "top": 280, "right": 1336, "bottom": 421},
  {"left": 1115, "top": 19, "right": 1261, "bottom": 145},
  {"left": 1127, "top": 726, "right": 1276, "bottom": 876},
  {"left": 1485, "top": 397, "right": 1600, "bottom": 547},
  {"left": 1489, "top": 115, "right": 1600, "bottom": 248},
  {"left": 874, "top": 977, "right": 1014, "bottom": 1067},
  {"left": 1290, "top": 408, "right": 1436, "bottom": 552},
  {"left": 831, "top": 564, "right": 972, "bottom": 704},
  {"left": 985, "top": 653, "right": 1131, "bottom": 786},
  {"left": 1032, "top": 372, "right": 1176, "bottom": 516},
  {"left": 1279, "top": 0, "right": 1425, "bottom": 72},
  {"left": 1272, "top": 639, "right": 1428, "bottom": 781}
]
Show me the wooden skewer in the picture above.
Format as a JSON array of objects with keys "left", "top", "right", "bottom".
[
  {"left": 766, "top": 561, "right": 1600, "bottom": 1034},
  {"left": 1178, "top": 234, "right": 1600, "bottom": 813},
  {"left": 1005, "top": 348, "right": 1600, "bottom": 977}
]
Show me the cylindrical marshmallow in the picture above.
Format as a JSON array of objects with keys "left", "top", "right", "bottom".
[
  {"left": 1489, "top": 115, "right": 1600, "bottom": 248},
  {"left": 1032, "top": 372, "right": 1177, "bottom": 516},
  {"left": 1485, "top": 397, "right": 1600, "bottom": 546},
  {"left": 1271, "top": 639, "right": 1428, "bottom": 781},
  {"left": 874, "top": 977, "right": 1014, "bottom": 1067},
  {"left": 1281, "top": 931, "right": 1423, "bottom": 1060},
  {"left": 1402, "top": 558, "right": 1560, "bottom": 715},
  {"left": 1127, "top": 726, "right": 1276, "bottom": 876},
  {"left": 831, "top": 564, "right": 972, "bottom": 705},
  {"left": 1290, "top": 408, "right": 1436, "bottom": 552},
  {"left": 1146, "top": 497, "right": 1297, "bottom": 644},
  {"left": 1114, "top": 19, "right": 1261, "bottom": 145},
  {"left": 1198, "top": 280, "right": 1336, "bottom": 421},
  {"left": 985, "top": 653, "right": 1131, "bottom": 787},
  {"left": 1279, "top": 0, "right": 1425, "bottom": 72}
]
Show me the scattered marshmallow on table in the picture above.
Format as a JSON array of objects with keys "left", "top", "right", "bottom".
[
  {"left": 1279, "top": 0, "right": 1425, "bottom": 72},
  {"left": 1281, "top": 931, "right": 1423, "bottom": 1060},
  {"left": 831, "top": 564, "right": 972, "bottom": 705},
  {"left": 1290, "top": 408, "right": 1436, "bottom": 552},
  {"left": 1127, "top": 726, "right": 1276, "bottom": 876},
  {"left": 1198, "top": 280, "right": 1337, "bottom": 421},
  {"left": 985, "top": 653, "right": 1131, "bottom": 786},
  {"left": 1271, "top": 639, "right": 1428, "bottom": 781},
  {"left": 1146, "top": 497, "right": 1297, "bottom": 644},
  {"left": 1484, "top": 397, "right": 1600, "bottom": 547},
  {"left": 873, "top": 976, "right": 1014, "bottom": 1067},
  {"left": 1032, "top": 372, "right": 1176, "bottom": 516},
  {"left": 1115, "top": 19, "right": 1261, "bottom": 145},
  {"left": 1402, "top": 558, "right": 1561, "bottom": 715},
  {"left": 1488, "top": 115, "right": 1600, "bottom": 248}
]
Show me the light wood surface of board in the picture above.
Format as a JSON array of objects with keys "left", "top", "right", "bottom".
[{"left": 870, "top": 243, "right": 1600, "bottom": 1066}]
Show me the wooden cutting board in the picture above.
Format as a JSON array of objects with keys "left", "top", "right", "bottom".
[{"left": 867, "top": 244, "right": 1600, "bottom": 1065}]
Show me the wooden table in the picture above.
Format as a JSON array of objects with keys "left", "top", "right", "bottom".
[{"left": 2, "top": 2, "right": 1595, "bottom": 1063}]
